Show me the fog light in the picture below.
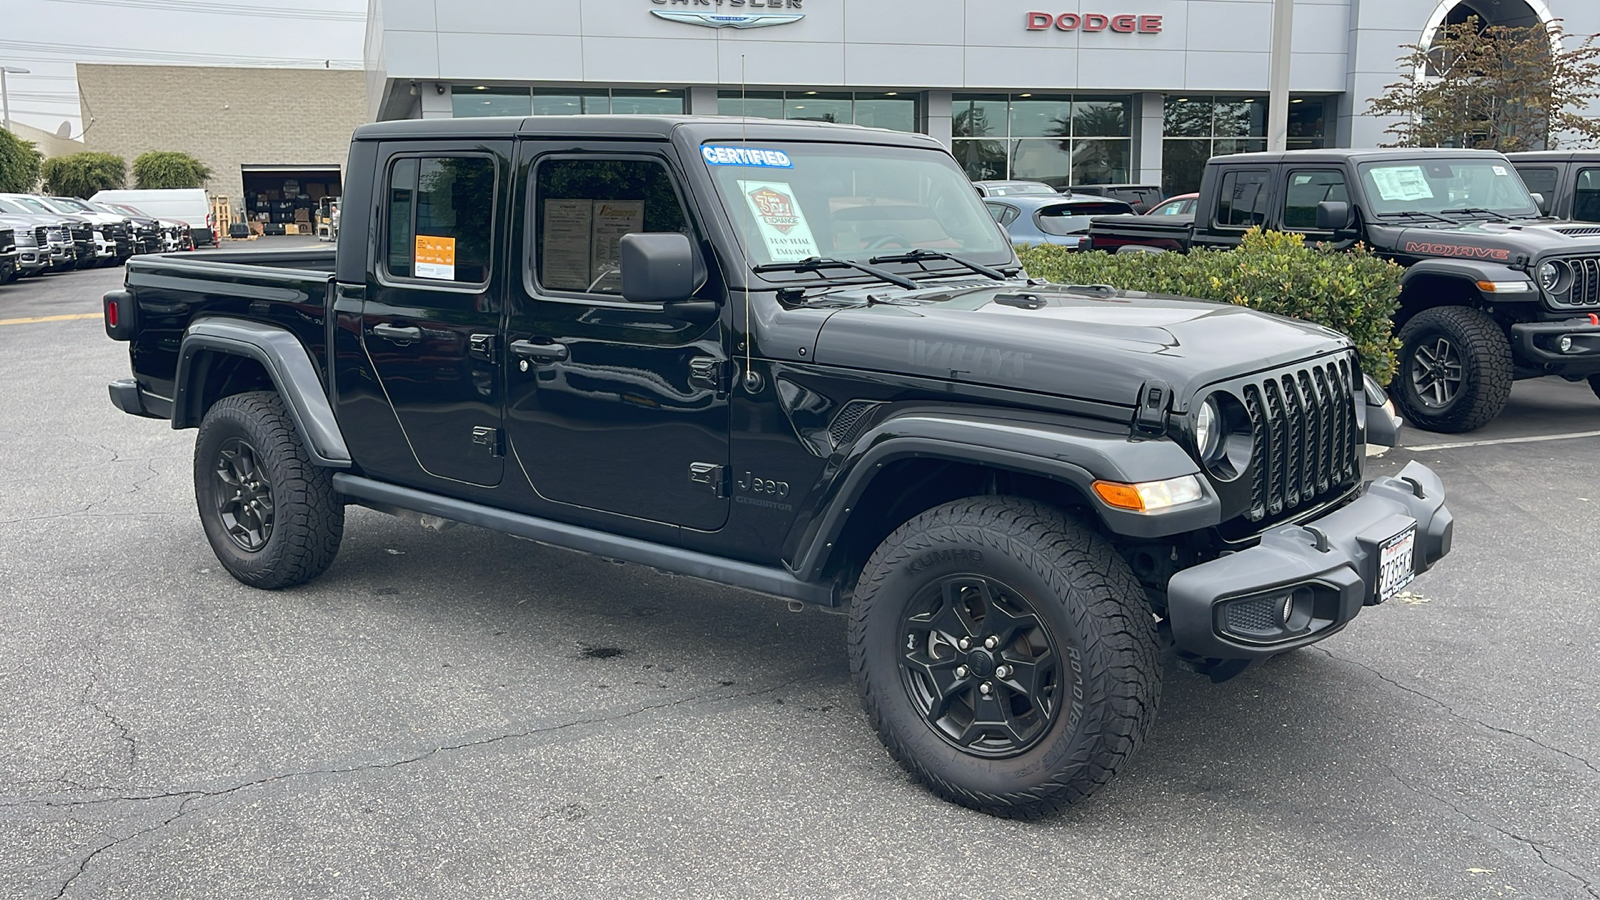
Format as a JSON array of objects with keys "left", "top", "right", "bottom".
[{"left": 1558, "top": 335, "right": 1574, "bottom": 353}]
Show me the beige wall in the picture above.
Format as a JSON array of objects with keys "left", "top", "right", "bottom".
[{"left": 78, "top": 64, "right": 368, "bottom": 207}]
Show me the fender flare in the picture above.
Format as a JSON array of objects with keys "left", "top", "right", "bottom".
[
  {"left": 1398, "top": 258, "right": 1533, "bottom": 303},
  {"left": 784, "top": 409, "right": 1219, "bottom": 582},
  {"left": 172, "top": 317, "right": 352, "bottom": 468}
]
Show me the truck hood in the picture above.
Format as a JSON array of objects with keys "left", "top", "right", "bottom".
[
  {"left": 810, "top": 283, "right": 1350, "bottom": 408},
  {"left": 1377, "top": 220, "right": 1600, "bottom": 263}
]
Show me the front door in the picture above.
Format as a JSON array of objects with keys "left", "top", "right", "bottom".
[
  {"left": 503, "top": 147, "right": 730, "bottom": 530},
  {"left": 361, "top": 143, "right": 509, "bottom": 487}
]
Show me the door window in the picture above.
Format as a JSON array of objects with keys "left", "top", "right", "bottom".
[
  {"left": 383, "top": 154, "right": 496, "bottom": 287},
  {"left": 531, "top": 157, "right": 690, "bottom": 297},
  {"left": 1515, "top": 166, "right": 1558, "bottom": 214},
  {"left": 1575, "top": 168, "right": 1600, "bottom": 222},
  {"left": 1215, "top": 170, "right": 1270, "bottom": 228},
  {"left": 1282, "top": 169, "right": 1349, "bottom": 229}
]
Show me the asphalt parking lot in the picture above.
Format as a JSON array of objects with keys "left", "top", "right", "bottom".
[{"left": 2, "top": 261, "right": 1597, "bottom": 899}]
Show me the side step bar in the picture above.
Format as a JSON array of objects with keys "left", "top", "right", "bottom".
[{"left": 331, "top": 474, "right": 838, "bottom": 607}]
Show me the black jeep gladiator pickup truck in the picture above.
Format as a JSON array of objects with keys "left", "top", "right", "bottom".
[
  {"left": 1088, "top": 149, "right": 1600, "bottom": 432},
  {"left": 106, "top": 116, "right": 1452, "bottom": 817}
]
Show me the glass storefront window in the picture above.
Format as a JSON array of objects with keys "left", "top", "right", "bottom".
[
  {"left": 952, "top": 93, "right": 1133, "bottom": 185},
  {"left": 452, "top": 87, "right": 533, "bottom": 118},
  {"left": 716, "top": 91, "right": 919, "bottom": 131},
  {"left": 1213, "top": 98, "right": 1265, "bottom": 138},
  {"left": 853, "top": 93, "right": 916, "bottom": 132},
  {"left": 532, "top": 90, "right": 609, "bottom": 116},
  {"left": 611, "top": 91, "right": 685, "bottom": 115},
  {"left": 953, "top": 95, "right": 1007, "bottom": 138},
  {"left": 1009, "top": 96, "right": 1073, "bottom": 138},
  {"left": 718, "top": 91, "right": 784, "bottom": 119},
  {"left": 786, "top": 92, "right": 852, "bottom": 124},
  {"left": 1071, "top": 98, "right": 1130, "bottom": 137},
  {"left": 1163, "top": 96, "right": 1213, "bottom": 137},
  {"left": 1160, "top": 95, "right": 1327, "bottom": 195}
]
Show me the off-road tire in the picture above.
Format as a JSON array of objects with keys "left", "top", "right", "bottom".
[
  {"left": 1394, "top": 306, "right": 1513, "bottom": 433},
  {"left": 194, "top": 391, "right": 343, "bottom": 589},
  {"left": 847, "top": 496, "right": 1161, "bottom": 818}
]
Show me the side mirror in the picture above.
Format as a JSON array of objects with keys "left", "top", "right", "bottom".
[
  {"left": 620, "top": 232, "right": 697, "bottom": 304},
  {"left": 1315, "top": 200, "right": 1352, "bottom": 231},
  {"left": 1529, "top": 192, "right": 1549, "bottom": 215}
]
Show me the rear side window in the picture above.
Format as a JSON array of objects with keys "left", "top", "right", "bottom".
[
  {"left": 383, "top": 154, "right": 496, "bottom": 286},
  {"left": 1282, "top": 170, "right": 1349, "bottom": 229},
  {"left": 1575, "top": 168, "right": 1600, "bottom": 223},
  {"left": 1216, "top": 170, "right": 1270, "bottom": 228},
  {"left": 985, "top": 202, "right": 1018, "bottom": 226},
  {"left": 532, "top": 157, "right": 690, "bottom": 296}
]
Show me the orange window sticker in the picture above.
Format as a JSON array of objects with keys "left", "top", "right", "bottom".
[{"left": 414, "top": 234, "right": 456, "bottom": 280}]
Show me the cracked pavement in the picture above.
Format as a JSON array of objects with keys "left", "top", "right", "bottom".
[{"left": 2, "top": 261, "right": 1598, "bottom": 898}]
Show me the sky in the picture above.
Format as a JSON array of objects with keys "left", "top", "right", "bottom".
[{"left": 1, "top": 0, "right": 367, "bottom": 138}]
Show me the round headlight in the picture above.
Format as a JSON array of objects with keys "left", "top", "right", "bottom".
[
  {"left": 1539, "top": 261, "right": 1566, "bottom": 293},
  {"left": 1195, "top": 398, "right": 1220, "bottom": 461}
]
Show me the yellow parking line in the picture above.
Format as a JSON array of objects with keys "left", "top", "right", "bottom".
[{"left": 0, "top": 313, "right": 103, "bottom": 326}]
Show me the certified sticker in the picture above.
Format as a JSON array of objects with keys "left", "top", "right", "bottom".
[{"left": 702, "top": 145, "right": 793, "bottom": 168}]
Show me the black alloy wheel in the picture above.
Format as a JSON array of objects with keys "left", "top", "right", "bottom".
[
  {"left": 1408, "top": 335, "right": 1464, "bottom": 410},
  {"left": 194, "top": 391, "right": 343, "bottom": 589},
  {"left": 900, "top": 573, "right": 1060, "bottom": 758},
  {"left": 212, "top": 436, "right": 275, "bottom": 552}
]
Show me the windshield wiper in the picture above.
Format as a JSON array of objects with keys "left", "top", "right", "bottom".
[
  {"left": 1376, "top": 210, "right": 1463, "bottom": 226},
  {"left": 752, "top": 256, "right": 919, "bottom": 290},
  {"left": 867, "top": 248, "right": 1008, "bottom": 281},
  {"left": 1438, "top": 207, "right": 1512, "bottom": 222}
]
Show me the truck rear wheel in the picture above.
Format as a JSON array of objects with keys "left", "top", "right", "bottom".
[
  {"left": 194, "top": 391, "right": 343, "bottom": 589},
  {"left": 847, "top": 496, "right": 1161, "bottom": 818},
  {"left": 1394, "top": 306, "right": 1513, "bottom": 433}
]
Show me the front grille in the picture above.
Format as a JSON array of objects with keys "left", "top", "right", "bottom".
[
  {"left": 35, "top": 225, "right": 49, "bottom": 246},
  {"left": 1563, "top": 257, "right": 1600, "bottom": 306},
  {"left": 1240, "top": 355, "right": 1360, "bottom": 523}
]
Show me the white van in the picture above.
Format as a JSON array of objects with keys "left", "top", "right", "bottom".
[{"left": 91, "top": 188, "right": 216, "bottom": 247}]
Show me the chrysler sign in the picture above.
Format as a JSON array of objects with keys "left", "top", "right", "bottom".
[
  {"left": 651, "top": 0, "right": 804, "bottom": 28},
  {"left": 1026, "top": 12, "right": 1163, "bottom": 33}
]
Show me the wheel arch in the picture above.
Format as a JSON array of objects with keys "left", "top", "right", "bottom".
[
  {"left": 785, "top": 409, "right": 1219, "bottom": 586},
  {"left": 173, "top": 318, "right": 351, "bottom": 468},
  {"left": 1396, "top": 259, "right": 1529, "bottom": 327}
]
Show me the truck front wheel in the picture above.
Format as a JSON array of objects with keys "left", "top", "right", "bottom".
[
  {"left": 847, "top": 496, "right": 1161, "bottom": 817},
  {"left": 194, "top": 391, "right": 343, "bottom": 589},
  {"left": 1394, "top": 306, "right": 1513, "bottom": 433}
]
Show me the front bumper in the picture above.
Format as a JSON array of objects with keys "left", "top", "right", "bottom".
[
  {"left": 1167, "top": 461, "right": 1452, "bottom": 660},
  {"left": 1510, "top": 317, "right": 1600, "bottom": 376}
]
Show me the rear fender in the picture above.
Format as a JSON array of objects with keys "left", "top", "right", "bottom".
[
  {"left": 173, "top": 318, "right": 351, "bottom": 467},
  {"left": 785, "top": 408, "right": 1217, "bottom": 582}
]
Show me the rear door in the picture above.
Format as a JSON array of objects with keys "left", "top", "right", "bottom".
[{"left": 360, "top": 141, "right": 511, "bottom": 487}]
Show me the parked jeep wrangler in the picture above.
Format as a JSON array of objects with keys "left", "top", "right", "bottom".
[{"left": 106, "top": 116, "right": 1453, "bottom": 817}]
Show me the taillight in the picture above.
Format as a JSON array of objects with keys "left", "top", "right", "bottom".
[
  {"left": 106, "top": 299, "right": 119, "bottom": 327},
  {"left": 103, "top": 289, "right": 134, "bottom": 341}
]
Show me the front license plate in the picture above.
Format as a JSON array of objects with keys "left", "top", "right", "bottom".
[{"left": 1377, "top": 525, "right": 1417, "bottom": 603}]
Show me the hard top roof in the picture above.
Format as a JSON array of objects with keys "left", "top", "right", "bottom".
[
  {"left": 1503, "top": 150, "right": 1600, "bottom": 162},
  {"left": 1205, "top": 147, "right": 1512, "bottom": 166},
  {"left": 352, "top": 115, "right": 944, "bottom": 149}
]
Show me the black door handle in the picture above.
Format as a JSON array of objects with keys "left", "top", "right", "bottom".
[
  {"left": 509, "top": 340, "right": 569, "bottom": 363},
  {"left": 371, "top": 323, "right": 422, "bottom": 343}
]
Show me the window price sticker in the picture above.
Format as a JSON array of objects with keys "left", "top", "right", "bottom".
[{"left": 414, "top": 234, "right": 456, "bottom": 281}]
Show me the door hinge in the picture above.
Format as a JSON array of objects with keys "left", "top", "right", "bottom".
[
  {"left": 471, "top": 426, "right": 503, "bottom": 458},
  {"left": 688, "top": 462, "right": 727, "bottom": 498},
  {"left": 1133, "top": 379, "right": 1171, "bottom": 437},
  {"left": 469, "top": 333, "right": 496, "bottom": 362},
  {"left": 688, "top": 357, "right": 730, "bottom": 396}
]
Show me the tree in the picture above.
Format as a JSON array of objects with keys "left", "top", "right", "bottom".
[
  {"left": 132, "top": 151, "right": 212, "bottom": 189},
  {"left": 0, "top": 129, "right": 43, "bottom": 193},
  {"left": 40, "top": 152, "right": 126, "bottom": 198},
  {"left": 1367, "top": 17, "right": 1600, "bottom": 150}
]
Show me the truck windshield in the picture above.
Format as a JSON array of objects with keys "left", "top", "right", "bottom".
[
  {"left": 1357, "top": 159, "right": 1538, "bottom": 218},
  {"left": 700, "top": 141, "right": 1012, "bottom": 274}
]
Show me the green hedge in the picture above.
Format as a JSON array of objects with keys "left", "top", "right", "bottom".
[{"left": 1016, "top": 229, "right": 1403, "bottom": 384}]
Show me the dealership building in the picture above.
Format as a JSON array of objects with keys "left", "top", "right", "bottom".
[{"left": 364, "top": 0, "right": 1599, "bottom": 194}]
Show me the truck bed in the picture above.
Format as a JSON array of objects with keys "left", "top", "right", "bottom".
[
  {"left": 119, "top": 248, "right": 337, "bottom": 408},
  {"left": 1086, "top": 216, "right": 1193, "bottom": 253}
]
